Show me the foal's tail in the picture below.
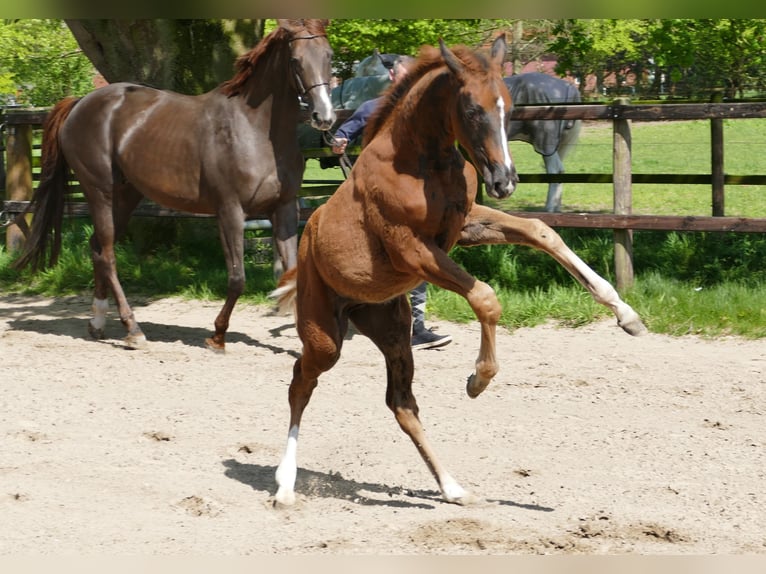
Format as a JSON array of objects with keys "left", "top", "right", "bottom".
[
  {"left": 12, "top": 96, "right": 81, "bottom": 271},
  {"left": 269, "top": 266, "right": 298, "bottom": 317}
]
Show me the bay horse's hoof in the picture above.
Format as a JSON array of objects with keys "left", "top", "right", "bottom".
[
  {"left": 204, "top": 338, "right": 226, "bottom": 353},
  {"left": 124, "top": 333, "right": 148, "bottom": 350},
  {"left": 87, "top": 321, "right": 105, "bottom": 340}
]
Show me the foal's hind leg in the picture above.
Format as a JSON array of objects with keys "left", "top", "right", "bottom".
[
  {"left": 460, "top": 204, "right": 647, "bottom": 336},
  {"left": 274, "top": 268, "right": 347, "bottom": 506},
  {"left": 85, "top": 183, "right": 146, "bottom": 348},
  {"left": 349, "top": 298, "right": 483, "bottom": 506}
]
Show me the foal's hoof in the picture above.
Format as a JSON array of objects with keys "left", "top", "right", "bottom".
[
  {"left": 618, "top": 314, "right": 648, "bottom": 336},
  {"left": 272, "top": 489, "right": 297, "bottom": 508},
  {"left": 453, "top": 492, "right": 487, "bottom": 506},
  {"left": 204, "top": 338, "right": 226, "bottom": 354},
  {"left": 466, "top": 373, "right": 490, "bottom": 399}
]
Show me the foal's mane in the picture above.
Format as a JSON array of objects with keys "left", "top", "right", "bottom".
[
  {"left": 220, "top": 19, "right": 328, "bottom": 98},
  {"left": 363, "top": 44, "right": 490, "bottom": 146}
]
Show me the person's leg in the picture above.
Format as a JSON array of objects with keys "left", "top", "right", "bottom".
[{"left": 409, "top": 282, "right": 452, "bottom": 350}]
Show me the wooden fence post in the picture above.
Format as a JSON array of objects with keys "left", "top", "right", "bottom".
[
  {"left": 612, "top": 98, "right": 634, "bottom": 290},
  {"left": 710, "top": 92, "right": 725, "bottom": 216},
  {"left": 4, "top": 123, "right": 33, "bottom": 253}
]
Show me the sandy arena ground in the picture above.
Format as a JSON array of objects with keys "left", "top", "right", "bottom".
[{"left": 1, "top": 294, "right": 764, "bottom": 554}]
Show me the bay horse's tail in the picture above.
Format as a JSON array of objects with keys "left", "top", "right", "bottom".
[
  {"left": 269, "top": 266, "right": 298, "bottom": 317},
  {"left": 12, "top": 96, "right": 81, "bottom": 271}
]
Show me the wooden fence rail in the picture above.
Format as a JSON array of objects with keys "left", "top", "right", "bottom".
[{"left": 3, "top": 101, "right": 766, "bottom": 288}]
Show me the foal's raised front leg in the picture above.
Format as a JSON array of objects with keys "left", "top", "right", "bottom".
[
  {"left": 460, "top": 204, "right": 647, "bottom": 336},
  {"left": 388, "top": 245, "right": 502, "bottom": 399}
]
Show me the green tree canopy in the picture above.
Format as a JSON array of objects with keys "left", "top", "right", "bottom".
[
  {"left": 0, "top": 19, "right": 95, "bottom": 107},
  {"left": 551, "top": 19, "right": 766, "bottom": 100},
  {"left": 322, "top": 19, "right": 514, "bottom": 79}
]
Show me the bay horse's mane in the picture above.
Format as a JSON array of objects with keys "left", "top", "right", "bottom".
[
  {"left": 220, "top": 19, "right": 328, "bottom": 98},
  {"left": 363, "top": 43, "right": 492, "bottom": 146}
]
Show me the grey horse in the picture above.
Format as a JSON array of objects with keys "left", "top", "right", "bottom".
[{"left": 504, "top": 72, "right": 582, "bottom": 212}]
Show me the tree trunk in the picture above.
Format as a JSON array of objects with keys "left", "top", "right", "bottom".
[{"left": 65, "top": 19, "right": 265, "bottom": 93}]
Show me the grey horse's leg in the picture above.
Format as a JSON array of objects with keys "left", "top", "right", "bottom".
[{"left": 543, "top": 152, "right": 565, "bottom": 213}]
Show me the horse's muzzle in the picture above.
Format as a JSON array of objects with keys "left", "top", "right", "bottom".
[
  {"left": 484, "top": 163, "right": 519, "bottom": 199},
  {"left": 311, "top": 109, "right": 336, "bottom": 131}
]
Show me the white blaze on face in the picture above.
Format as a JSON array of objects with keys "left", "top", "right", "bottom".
[
  {"left": 496, "top": 96, "right": 513, "bottom": 172},
  {"left": 313, "top": 84, "right": 333, "bottom": 118}
]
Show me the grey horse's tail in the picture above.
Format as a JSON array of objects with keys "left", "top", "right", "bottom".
[
  {"left": 557, "top": 82, "right": 582, "bottom": 161},
  {"left": 558, "top": 118, "right": 581, "bottom": 161}
]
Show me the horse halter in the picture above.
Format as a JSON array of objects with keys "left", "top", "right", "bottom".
[{"left": 289, "top": 34, "right": 331, "bottom": 99}]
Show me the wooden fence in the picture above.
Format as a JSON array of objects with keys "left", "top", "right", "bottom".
[{"left": 3, "top": 101, "right": 766, "bottom": 289}]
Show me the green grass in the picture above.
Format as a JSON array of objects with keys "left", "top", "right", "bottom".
[
  {"left": 4, "top": 118, "right": 766, "bottom": 339},
  {"left": 491, "top": 118, "right": 766, "bottom": 217}
]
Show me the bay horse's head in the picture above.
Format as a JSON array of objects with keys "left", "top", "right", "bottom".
[
  {"left": 280, "top": 18, "right": 336, "bottom": 130},
  {"left": 440, "top": 35, "right": 519, "bottom": 199}
]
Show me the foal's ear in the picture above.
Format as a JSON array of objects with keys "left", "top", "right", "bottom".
[
  {"left": 490, "top": 33, "right": 507, "bottom": 69},
  {"left": 440, "top": 38, "right": 464, "bottom": 78}
]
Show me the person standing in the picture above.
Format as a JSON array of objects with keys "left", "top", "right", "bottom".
[{"left": 331, "top": 55, "right": 451, "bottom": 350}]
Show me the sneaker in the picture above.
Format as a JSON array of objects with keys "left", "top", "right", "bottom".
[{"left": 411, "top": 327, "right": 452, "bottom": 350}]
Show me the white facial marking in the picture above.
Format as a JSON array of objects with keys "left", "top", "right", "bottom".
[
  {"left": 315, "top": 85, "right": 333, "bottom": 114},
  {"left": 496, "top": 96, "right": 513, "bottom": 171}
]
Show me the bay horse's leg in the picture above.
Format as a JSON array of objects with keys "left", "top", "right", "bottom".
[
  {"left": 543, "top": 152, "right": 565, "bottom": 213},
  {"left": 205, "top": 207, "right": 246, "bottom": 352},
  {"left": 460, "top": 204, "right": 647, "bottom": 336},
  {"left": 84, "top": 183, "right": 146, "bottom": 349},
  {"left": 274, "top": 262, "right": 347, "bottom": 506},
  {"left": 349, "top": 298, "right": 483, "bottom": 506},
  {"left": 270, "top": 199, "right": 299, "bottom": 280}
]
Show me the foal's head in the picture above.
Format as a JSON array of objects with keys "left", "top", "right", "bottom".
[
  {"left": 441, "top": 35, "right": 519, "bottom": 199},
  {"left": 281, "top": 18, "right": 336, "bottom": 130}
]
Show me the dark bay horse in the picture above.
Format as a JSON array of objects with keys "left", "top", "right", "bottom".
[
  {"left": 505, "top": 72, "right": 582, "bottom": 212},
  {"left": 13, "top": 19, "right": 335, "bottom": 351},
  {"left": 271, "top": 36, "right": 646, "bottom": 506}
]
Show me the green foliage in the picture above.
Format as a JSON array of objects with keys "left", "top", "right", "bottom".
[
  {"left": 325, "top": 19, "right": 512, "bottom": 78},
  {"left": 0, "top": 19, "right": 95, "bottom": 106},
  {"left": 631, "top": 272, "right": 766, "bottom": 338},
  {"left": 4, "top": 217, "right": 766, "bottom": 338},
  {"left": 551, "top": 19, "right": 766, "bottom": 100},
  {"left": 1, "top": 219, "right": 276, "bottom": 304}
]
